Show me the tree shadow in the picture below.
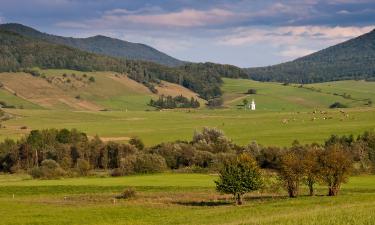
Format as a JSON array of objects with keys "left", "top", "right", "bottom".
[
  {"left": 174, "top": 200, "right": 232, "bottom": 207},
  {"left": 243, "top": 195, "right": 288, "bottom": 201}
]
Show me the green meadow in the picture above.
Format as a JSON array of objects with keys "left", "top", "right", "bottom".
[
  {"left": 1, "top": 77, "right": 375, "bottom": 146},
  {"left": 0, "top": 173, "right": 374, "bottom": 225},
  {"left": 1, "top": 107, "right": 374, "bottom": 146}
]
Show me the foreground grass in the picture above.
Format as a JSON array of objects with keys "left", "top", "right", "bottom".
[{"left": 0, "top": 174, "right": 374, "bottom": 225}]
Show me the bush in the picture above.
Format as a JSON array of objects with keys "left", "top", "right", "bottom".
[
  {"left": 129, "top": 137, "right": 144, "bottom": 150},
  {"left": 206, "top": 98, "right": 223, "bottom": 108},
  {"left": 133, "top": 153, "right": 167, "bottom": 173},
  {"left": 89, "top": 76, "right": 96, "bottom": 82},
  {"left": 110, "top": 168, "right": 124, "bottom": 177},
  {"left": 246, "top": 89, "right": 257, "bottom": 94},
  {"left": 329, "top": 102, "right": 347, "bottom": 108},
  {"left": 29, "top": 159, "right": 66, "bottom": 179},
  {"left": 76, "top": 159, "right": 90, "bottom": 176},
  {"left": 116, "top": 187, "right": 136, "bottom": 199}
]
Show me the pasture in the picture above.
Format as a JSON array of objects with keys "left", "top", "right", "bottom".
[
  {"left": 1, "top": 107, "right": 374, "bottom": 146},
  {"left": 0, "top": 173, "right": 374, "bottom": 225},
  {"left": 1, "top": 73, "right": 374, "bottom": 145}
]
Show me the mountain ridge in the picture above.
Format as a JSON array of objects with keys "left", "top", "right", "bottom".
[
  {"left": 246, "top": 28, "right": 375, "bottom": 83},
  {"left": 0, "top": 23, "right": 185, "bottom": 67}
]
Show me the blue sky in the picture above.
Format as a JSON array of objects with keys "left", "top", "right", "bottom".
[{"left": 1, "top": 0, "right": 374, "bottom": 67}]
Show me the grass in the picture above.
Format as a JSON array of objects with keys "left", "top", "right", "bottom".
[
  {"left": 0, "top": 89, "right": 42, "bottom": 109},
  {"left": 1, "top": 107, "right": 374, "bottom": 146},
  {"left": 0, "top": 173, "right": 374, "bottom": 225},
  {"left": 0, "top": 75, "right": 374, "bottom": 146},
  {"left": 222, "top": 78, "right": 375, "bottom": 110}
]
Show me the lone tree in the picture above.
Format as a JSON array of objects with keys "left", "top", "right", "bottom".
[
  {"left": 319, "top": 145, "right": 353, "bottom": 196},
  {"left": 215, "top": 153, "right": 263, "bottom": 205}
]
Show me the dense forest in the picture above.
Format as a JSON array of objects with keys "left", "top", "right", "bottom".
[
  {"left": 246, "top": 29, "right": 375, "bottom": 83},
  {"left": 0, "top": 23, "right": 184, "bottom": 67},
  {"left": 0, "top": 30, "right": 244, "bottom": 100}
]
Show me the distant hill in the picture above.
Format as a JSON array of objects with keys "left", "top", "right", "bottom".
[
  {"left": 0, "top": 69, "right": 205, "bottom": 111},
  {"left": 246, "top": 29, "right": 375, "bottom": 83},
  {"left": 0, "top": 29, "right": 246, "bottom": 100},
  {"left": 0, "top": 23, "right": 184, "bottom": 67}
]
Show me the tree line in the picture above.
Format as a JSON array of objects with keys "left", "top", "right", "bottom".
[
  {"left": 0, "top": 127, "right": 374, "bottom": 202},
  {"left": 149, "top": 95, "right": 200, "bottom": 109}
]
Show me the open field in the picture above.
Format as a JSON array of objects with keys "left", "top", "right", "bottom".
[
  {"left": 1, "top": 75, "right": 374, "bottom": 146},
  {"left": 1, "top": 107, "right": 374, "bottom": 146},
  {"left": 0, "top": 70, "right": 205, "bottom": 111},
  {"left": 0, "top": 173, "right": 374, "bottom": 225},
  {"left": 222, "top": 78, "right": 375, "bottom": 110}
]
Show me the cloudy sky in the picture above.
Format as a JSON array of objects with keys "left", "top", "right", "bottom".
[{"left": 1, "top": 0, "right": 374, "bottom": 67}]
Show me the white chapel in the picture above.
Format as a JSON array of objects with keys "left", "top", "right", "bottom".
[{"left": 250, "top": 99, "right": 256, "bottom": 110}]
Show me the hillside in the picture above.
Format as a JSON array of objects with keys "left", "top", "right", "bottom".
[
  {"left": 0, "top": 29, "right": 235, "bottom": 100},
  {"left": 0, "top": 23, "right": 184, "bottom": 67},
  {"left": 0, "top": 69, "right": 205, "bottom": 111},
  {"left": 246, "top": 29, "right": 375, "bottom": 83},
  {"left": 222, "top": 78, "right": 375, "bottom": 110}
]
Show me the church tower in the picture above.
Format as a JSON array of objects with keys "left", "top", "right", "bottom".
[{"left": 251, "top": 99, "right": 256, "bottom": 110}]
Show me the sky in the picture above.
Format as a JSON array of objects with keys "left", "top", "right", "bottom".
[{"left": 0, "top": 0, "right": 374, "bottom": 67}]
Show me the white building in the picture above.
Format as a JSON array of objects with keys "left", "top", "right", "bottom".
[{"left": 250, "top": 99, "right": 256, "bottom": 110}]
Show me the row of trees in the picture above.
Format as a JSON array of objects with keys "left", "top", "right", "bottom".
[
  {"left": 216, "top": 143, "right": 353, "bottom": 205},
  {"left": 149, "top": 95, "right": 200, "bottom": 109},
  {"left": 0, "top": 127, "right": 374, "bottom": 197}
]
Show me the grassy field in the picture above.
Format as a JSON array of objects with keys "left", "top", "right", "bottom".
[
  {"left": 222, "top": 78, "right": 375, "bottom": 110},
  {"left": 1, "top": 75, "right": 374, "bottom": 146},
  {"left": 1, "top": 107, "right": 374, "bottom": 146},
  {"left": 0, "top": 173, "right": 374, "bottom": 225},
  {"left": 0, "top": 70, "right": 203, "bottom": 111},
  {"left": 0, "top": 89, "right": 42, "bottom": 109}
]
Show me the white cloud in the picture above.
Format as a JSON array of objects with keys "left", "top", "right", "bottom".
[
  {"left": 57, "top": 21, "right": 90, "bottom": 29},
  {"left": 279, "top": 46, "right": 315, "bottom": 58},
  {"left": 57, "top": 8, "right": 241, "bottom": 29},
  {"left": 218, "top": 25, "right": 375, "bottom": 46}
]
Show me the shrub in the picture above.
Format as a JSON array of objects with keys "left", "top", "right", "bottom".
[
  {"left": 133, "top": 153, "right": 167, "bottom": 173},
  {"left": 246, "top": 89, "right": 257, "bottom": 94},
  {"left": 206, "top": 97, "right": 223, "bottom": 108},
  {"left": 110, "top": 168, "right": 124, "bottom": 177},
  {"left": 29, "top": 159, "right": 66, "bottom": 179},
  {"left": 76, "top": 159, "right": 90, "bottom": 176},
  {"left": 129, "top": 137, "right": 145, "bottom": 150},
  {"left": 89, "top": 76, "right": 96, "bottom": 82},
  {"left": 116, "top": 187, "right": 136, "bottom": 199},
  {"left": 329, "top": 102, "right": 347, "bottom": 108}
]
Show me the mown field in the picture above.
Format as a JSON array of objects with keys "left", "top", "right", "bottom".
[{"left": 0, "top": 173, "right": 374, "bottom": 225}]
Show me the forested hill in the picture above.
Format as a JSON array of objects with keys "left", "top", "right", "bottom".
[
  {"left": 0, "top": 23, "right": 184, "bottom": 67},
  {"left": 0, "top": 30, "right": 245, "bottom": 100},
  {"left": 246, "top": 29, "right": 375, "bottom": 83}
]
